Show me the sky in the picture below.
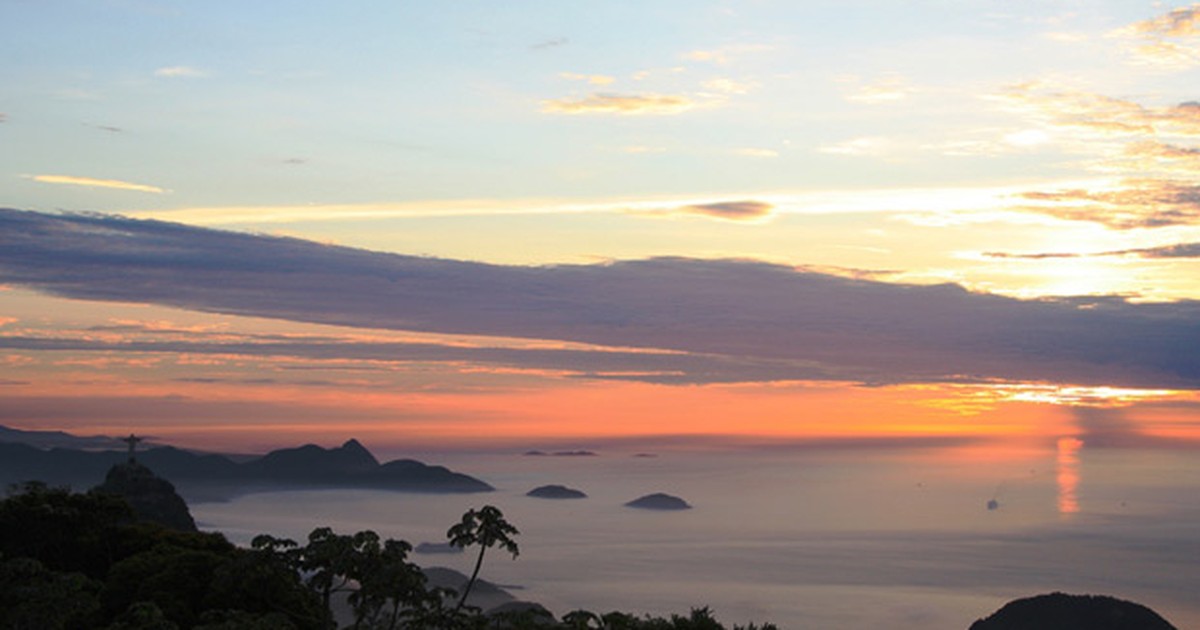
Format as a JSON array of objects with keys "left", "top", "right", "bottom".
[{"left": 1, "top": 0, "right": 1199, "bottom": 453}]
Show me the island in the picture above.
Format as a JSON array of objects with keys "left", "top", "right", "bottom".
[
  {"left": 624, "top": 493, "right": 691, "bottom": 510},
  {"left": 526, "top": 484, "right": 588, "bottom": 499},
  {"left": 969, "top": 592, "right": 1178, "bottom": 630}
]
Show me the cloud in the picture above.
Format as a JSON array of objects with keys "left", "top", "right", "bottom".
[
  {"left": 1, "top": 209, "right": 1197, "bottom": 390},
  {"left": 531, "top": 37, "right": 568, "bottom": 50},
  {"left": 843, "top": 75, "right": 917, "bottom": 104},
  {"left": 153, "top": 65, "right": 208, "bottom": 78},
  {"left": 24, "top": 175, "right": 166, "bottom": 194},
  {"left": 819, "top": 137, "right": 891, "bottom": 157},
  {"left": 559, "top": 72, "right": 615, "bottom": 86},
  {"left": 1121, "top": 5, "right": 1200, "bottom": 37},
  {"left": 540, "top": 93, "right": 701, "bottom": 115},
  {"left": 993, "top": 83, "right": 1200, "bottom": 141},
  {"left": 1016, "top": 180, "right": 1200, "bottom": 229},
  {"left": 1127, "top": 40, "right": 1200, "bottom": 68},
  {"left": 0, "top": 113, "right": 6, "bottom": 123},
  {"left": 986, "top": 84, "right": 1200, "bottom": 227},
  {"left": 625, "top": 199, "right": 775, "bottom": 222},
  {"left": 701, "top": 78, "right": 756, "bottom": 95},
  {"left": 0, "top": 327, "right": 828, "bottom": 386},
  {"left": 984, "top": 242, "right": 1200, "bottom": 260},
  {"left": 1111, "top": 5, "right": 1200, "bottom": 68},
  {"left": 678, "top": 200, "right": 774, "bottom": 221},
  {"left": 1110, "top": 140, "right": 1200, "bottom": 176}
]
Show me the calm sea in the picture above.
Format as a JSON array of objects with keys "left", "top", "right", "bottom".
[{"left": 190, "top": 441, "right": 1200, "bottom": 629}]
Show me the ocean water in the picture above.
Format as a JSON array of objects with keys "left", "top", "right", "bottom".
[{"left": 191, "top": 441, "right": 1200, "bottom": 629}]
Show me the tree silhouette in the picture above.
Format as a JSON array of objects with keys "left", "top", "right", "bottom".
[{"left": 446, "top": 505, "right": 519, "bottom": 611}]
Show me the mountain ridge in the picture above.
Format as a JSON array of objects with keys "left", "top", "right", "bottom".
[{"left": 0, "top": 426, "right": 493, "bottom": 498}]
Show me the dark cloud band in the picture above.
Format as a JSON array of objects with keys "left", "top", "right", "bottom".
[{"left": 1, "top": 208, "right": 1197, "bottom": 389}]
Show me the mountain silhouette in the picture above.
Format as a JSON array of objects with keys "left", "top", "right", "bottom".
[
  {"left": 93, "top": 460, "right": 198, "bottom": 532},
  {"left": 0, "top": 427, "right": 492, "bottom": 497},
  {"left": 244, "top": 438, "right": 380, "bottom": 481},
  {"left": 969, "top": 592, "right": 1177, "bottom": 630}
]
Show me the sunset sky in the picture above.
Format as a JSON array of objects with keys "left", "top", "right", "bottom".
[{"left": 2, "top": 1, "right": 1199, "bottom": 453}]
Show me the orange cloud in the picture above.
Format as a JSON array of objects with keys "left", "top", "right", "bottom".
[
  {"left": 540, "top": 93, "right": 700, "bottom": 115},
  {"left": 1123, "top": 4, "right": 1200, "bottom": 37},
  {"left": 1111, "top": 5, "right": 1200, "bottom": 68},
  {"left": 1016, "top": 179, "right": 1200, "bottom": 229}
]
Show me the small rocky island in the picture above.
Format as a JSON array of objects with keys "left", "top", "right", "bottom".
[
  {"left": 625, "top": 493, "right": 691, "bottom": 510},
  {"left": 523, "top": 450, "right": 597, "bottom": 457},
  {"left": 526, "top": 484, "right": 587, "bottom": 499}
]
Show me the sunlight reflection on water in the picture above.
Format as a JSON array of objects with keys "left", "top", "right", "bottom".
[{"left": 1056, "top": 437, "right": 1082, "bottom": 517}]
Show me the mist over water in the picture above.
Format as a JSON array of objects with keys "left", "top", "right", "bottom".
[{"left": 192, "top": 443, "right": 1200, "bottom": 630}]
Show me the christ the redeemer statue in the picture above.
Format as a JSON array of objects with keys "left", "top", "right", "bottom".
[{"left": 123, "top": 434, "right": 143, "bottom": 464}]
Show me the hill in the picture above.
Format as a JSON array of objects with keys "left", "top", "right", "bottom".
[
  {"left": 0, "top": 428, "right": 492, "bottom": 498},
  {"left": 969, "top": 592, "right": 1177, "bottom": 630}
]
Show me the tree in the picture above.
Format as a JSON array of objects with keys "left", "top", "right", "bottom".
[{"left": 446, "top": 505, "right": 520, "bottom": 611}]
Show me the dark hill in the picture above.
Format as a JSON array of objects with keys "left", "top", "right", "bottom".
[
  {"left": 244, "top": 438, "right": 379, "bottom": 481},
  {"left": 370, "top": 459, "right": 492, "bottom": 492},
  {"left": 969, "top": 592, "right": 1177, "bottom": 630},
  {"left": 0, "top": 424, "right": 123, "bottom": 450},
  {"left": 0, "top": 434, "right": 491, "bottom": 497},
  {"left": 93, "top": 461, "right": 197, "bottom": 531}
]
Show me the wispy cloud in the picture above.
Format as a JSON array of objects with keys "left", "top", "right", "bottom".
[
  {"left": 1123, "top": 4, "right": 1200, "bottom": 37},
  {"left": 540, "top": 93, "right": 701, "bottom": 115},
  {"left": 153, "top": 65, "right": 208, "bottom": 78},
  {"left": 984, "top": 241, "right": 1200, "bottom": 260},
  {"left": 983, "top": 82, "right": 1200, "bottom": 228},
  {"left": 1, "top": 209, "right": 1196, "bottom": 390},
  {"left": 841, "top": 75, "right": 917, "bottom": 104},
  {"left": 0, "top": 113, "right": 7, "bottom": 123},
  {"left": 991, "top": 83, "right": 1181, "bottom": 138},
  {"left": 1016, "top": 180, "right": 1200, "bottom": 229},
  {"left": 531, "top": 37, "right": 568, "bottom": 50},
  {"left": 559, "top": 72, "right": 615, "bottom": 86},
  {"left": 819, "top": 137, "right": 891, "bottom": 157},
  {"left": 677, "top": 200, "right": 774, "bottom": 221},
  {"left": 24, "top": 175, "right": 166, "bottom": 194},
  {"left": 701, "top": 77, "right": 756, "bottom": 95},
  {"left": 1111, "top": 5, "right": 1200, "bottom": 68}
]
